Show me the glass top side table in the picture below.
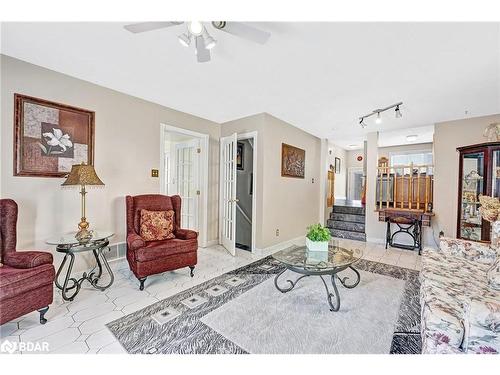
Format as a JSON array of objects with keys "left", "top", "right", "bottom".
[{"left": 47, "top": 231, "right": 115, "bottom": 301}]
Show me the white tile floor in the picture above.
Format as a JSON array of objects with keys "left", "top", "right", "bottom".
[{"left": 0, "top": 238, "right": 425, "bottom": 354}]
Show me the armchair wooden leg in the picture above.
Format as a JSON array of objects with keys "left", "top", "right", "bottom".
[
  {"left": 38, "top": 306, "right": 49, "bottom": 325},
  {"left": 138, "top": 277, "right": 147, "bottom": 291},
  {"left": 189, "top": 266, "right": 195, "bottom": 277}
]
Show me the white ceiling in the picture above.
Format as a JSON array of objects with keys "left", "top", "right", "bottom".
[{"left": 2, "top": 22, "right": 499, "bottom": 149}]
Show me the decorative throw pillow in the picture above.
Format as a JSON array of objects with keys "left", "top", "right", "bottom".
[
  {"left": 139, "top": 209, "right": 175, "bottom": 241},
  {"left": 487, "top": 257, "right": 500, "bottom": 291}
]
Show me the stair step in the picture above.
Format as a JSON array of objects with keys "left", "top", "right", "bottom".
[
  {"left": 332, "top": 205, "right": 365, "bottom": 215},
  {"left": 329, "top": 228, "right": 366, "bottom": 242},
  {"left": 327, "top": 220, "right": 365, "bottom": 233},
  {"left": 330, "top": 212, "right": 365, "bottom": 223}
]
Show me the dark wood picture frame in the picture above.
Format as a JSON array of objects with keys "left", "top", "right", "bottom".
[
  {"left": 335, "top": 157, "right": 341, "bottom": 174},
  {"left": 237, "top": 141, "right": 244, "bottom": 170},
  {"left": 14, "top": 94, "right": 95, "bottom": 177},
  {"left": 281, "top": 143, "right": 305, "bottom": 178}
]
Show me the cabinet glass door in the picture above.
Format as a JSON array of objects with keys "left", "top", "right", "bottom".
[
  {"left": 492, "top": 149, "right": 500, "bottom": 199},
  {"left": 460, "top": 152, "right": 485, "bottom": 240}
]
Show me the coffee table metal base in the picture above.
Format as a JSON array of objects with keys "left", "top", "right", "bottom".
[{"left": 274, "top": 265, "right": 361, "bottom": 311}]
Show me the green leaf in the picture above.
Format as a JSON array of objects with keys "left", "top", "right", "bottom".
[{"left": 37, "top": 142, "right": 47, "bottom": 154}]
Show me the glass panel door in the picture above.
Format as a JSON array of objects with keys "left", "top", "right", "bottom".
[
  {"left": 492, "top": 149, "right": 500, "bottom": 199},
  {"left": 460, "top": 152, "right": 485, "bottom": 240}
]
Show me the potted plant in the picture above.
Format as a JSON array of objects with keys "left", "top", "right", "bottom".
[{"left": 306, "top": 223, "right": 331, "bottom": 252}]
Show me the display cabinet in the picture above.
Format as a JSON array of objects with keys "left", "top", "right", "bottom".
[{"left": 457, "top": 142, "right": 500, "bottom": 242}]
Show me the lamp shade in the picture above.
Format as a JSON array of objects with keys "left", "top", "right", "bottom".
[{"left": 61, "top": 163, "right": 104, "bottom": 186}]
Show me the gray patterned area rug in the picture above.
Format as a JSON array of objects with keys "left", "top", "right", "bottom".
[{"left": 106, "top": 256, "right": 421, "bottom": 354}]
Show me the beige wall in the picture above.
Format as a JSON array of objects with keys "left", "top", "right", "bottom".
[
  {"left": 1, "top": 55, "right": 220, "bottom": 270},
  {"left": 378, "top": 143, "right": 433, "bottom": 159},
  {"left": 221, "top": 113, "right": 322, "bottom": 249},
  {"left": 327, "top": 143, "right": 347, "bottom": 199},
  {"left": 434, "top": 113, "right": 500, "bottom": 238},
  {"left": 346, "top": 149, "right": 364, "bottom": 170}
]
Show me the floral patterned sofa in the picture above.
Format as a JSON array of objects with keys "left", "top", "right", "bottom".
[{"left": 420, "top": 237, "right": 499, "bottom": 354}]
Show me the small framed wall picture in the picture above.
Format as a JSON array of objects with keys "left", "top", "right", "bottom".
[
  {"left": 334, "top": 157, "right": 341, "bottom": 174},
  {"left": 281, "top": 143, "right": 305, "bottom": 178},
  {"left": 13, "top": 93, "right": 95, "bottom": 177},
  {"left": 237, "top": 142, "right": 244, "bottom": 170}
]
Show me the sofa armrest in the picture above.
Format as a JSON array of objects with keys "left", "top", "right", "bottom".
[
  {"left": 175, "top": 229, "right": 198, "bottom": 240},
  {"left": 127, "top": 233, "right": 145, "bottom": 251},
  {"left": 464, "top": 298, "right": 500, "bottom": 354},
  {"left": 438, "top": 237, "right": 497, "bottom": 265},
  {"left": 3, "top": 251, "right": 53, "bottom": 269}
]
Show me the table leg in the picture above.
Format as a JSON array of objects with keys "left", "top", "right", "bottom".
[
  {"left": 274, "top": 268, "right": 309, "bottom": 293},
  {"left": 319, "top": 274, "right": 340, "bottom": 312},
  {"left": 56, "top": 252, "right": 81, "bottom": 302},
  {"left": 338, "top": 266, "right": 361, "bottom": 288},
  {"left": 88, "top": 247, "right": 114, "bottom": 291}
]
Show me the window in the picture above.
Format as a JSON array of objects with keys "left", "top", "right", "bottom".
[{"left": 389, "top": 151, "right": 433, "bottom": 166}]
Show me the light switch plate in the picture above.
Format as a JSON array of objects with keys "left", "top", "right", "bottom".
[{"left": 151, "top": 169, "right": 159, "bottom": 177}]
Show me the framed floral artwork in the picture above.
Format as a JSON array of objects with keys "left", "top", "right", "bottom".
[
  {"left": 281, "top": 143, "right": 305, "bottom": 178},
  {"left": 14, "top": 94, "right": 95, "bottom": 177}
]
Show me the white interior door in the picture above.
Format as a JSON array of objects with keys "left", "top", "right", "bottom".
[
  {"left": 220, "top": 133, "right": 237, "bottom": 255},
  {"left": 175, "top": 139, "right": 199, "bottom": 231}
]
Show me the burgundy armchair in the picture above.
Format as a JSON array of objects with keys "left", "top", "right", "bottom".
[
  {"left": 126, "top": 194, "right": 198, "bottom": 290},
  {"left": 0, "top": 199, "right": 55, "bottom": 325}
]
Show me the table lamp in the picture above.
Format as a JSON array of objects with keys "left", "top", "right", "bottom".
[{"left": 62, "top": 162, "right": 104, "bottom": 242}]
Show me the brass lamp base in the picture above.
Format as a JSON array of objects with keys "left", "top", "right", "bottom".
[{"left": 75, "top": 218, "right": 93, "bottom": 243}]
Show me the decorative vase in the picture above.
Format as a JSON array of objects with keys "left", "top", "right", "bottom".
[{"left": 306, "top": 237, "right": 328, "bottom": 252}]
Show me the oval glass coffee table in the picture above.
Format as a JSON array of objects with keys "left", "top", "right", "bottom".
[
  {"left": 47, "top": 231, "right": 115, "bottom": 301},
  {"left": 272, "top": 243, "right": 363, "bottom": 311}
]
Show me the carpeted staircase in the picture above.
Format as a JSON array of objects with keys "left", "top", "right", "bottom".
[{"left": 327, "top": 204, "right": 366, "bottom": 241}]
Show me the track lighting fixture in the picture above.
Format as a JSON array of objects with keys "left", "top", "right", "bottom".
[
  {"left": 188, "top": 21, "right": 203, "bottom": 35},
  {"left": 204, "top": 34, "right": 217, "bottom": 49},
  {"left": 358, "top": 102, "right": 403, "bottom": 128},
  {"left": 178, "top": 33, "right": 191, "bottom": 47},
  {"left": 395, "top": 105, "right": 402, "bottom": 118}
]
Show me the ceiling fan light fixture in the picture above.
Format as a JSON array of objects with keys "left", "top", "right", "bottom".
[
  {"left": 188, "top": 21, "right": 204, "bottom": 35},
  {"left": 178, "top": 33, "right": 191, "bottom": 47}
]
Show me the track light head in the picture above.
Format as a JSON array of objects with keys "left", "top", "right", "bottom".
[
  {"left": 395, "top": 105, "right": 402, "bottom": 118},
  {"left": 375, "top": 112, "right": 382, "bottom": 124},
  {"left": 178, "top": 33, "right": 191, "bottom": 47},
  {"left": 359, "top": 118, "right": 367, "bottom": 128},
  {"left": 204, "top": 35, "right": 217, "bottom": 50},
  {"left": 188, "top": 21, "right": 204, "bottom": 35}
]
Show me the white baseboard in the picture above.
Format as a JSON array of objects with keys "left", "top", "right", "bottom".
[
  {"left": 366, "top": 237, "right": 385, "bottom": 245},
  {"left": 203, "top": 239, "right": 219, "bottom": 247}
]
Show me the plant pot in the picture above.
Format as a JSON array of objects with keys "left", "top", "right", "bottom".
[{"left": 306, "top": 237, "right": 328, "bottom": 252}]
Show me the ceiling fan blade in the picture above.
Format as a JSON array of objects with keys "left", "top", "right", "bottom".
[
  {"left": 123, "top": 22, "right": 183, "bottom": 34},
  {"left": 213, "top": 22, "right": 270, "bottom": 44},
  {"left": 195, "top": 36, "right": 211, "bottom": 63}
]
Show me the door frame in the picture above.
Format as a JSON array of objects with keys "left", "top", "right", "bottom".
[
  {"left": 347, "top": 166, "right": 364, "bottom": 201},
  {"left": 160, "top": 123, "right": 209, "bottom": 248},
  {"left": 236, "top": 131, "right": 258, "bottom": 254}
]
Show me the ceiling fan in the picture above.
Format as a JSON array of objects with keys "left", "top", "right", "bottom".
[{"left": 123, "top": 21, "right": 271, "bottom": 63}]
